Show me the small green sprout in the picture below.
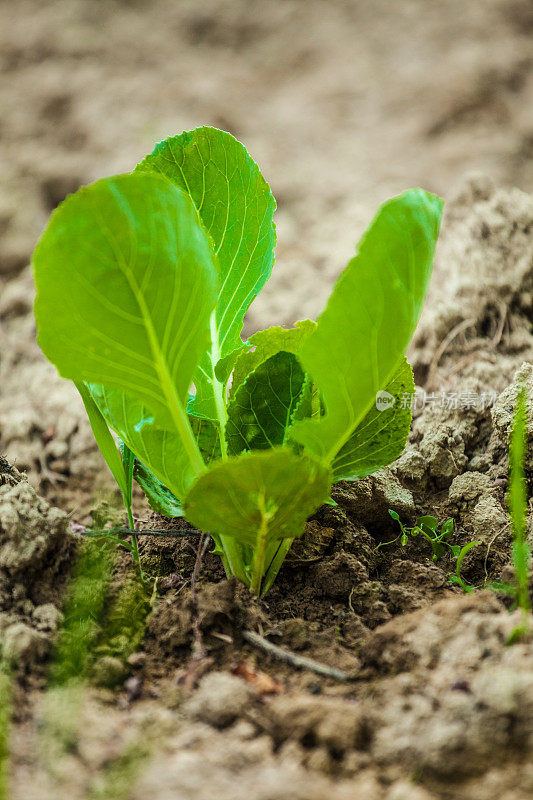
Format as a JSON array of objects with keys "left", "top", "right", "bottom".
[
  {"left": 389, "top": 510, "right": 455, "bottom": 561},
  {"left": 388, "top": 510, "right": 479, "bottom": 590},
  {"left": 448, "top": 540, "right": 480, "bottom": 593}
]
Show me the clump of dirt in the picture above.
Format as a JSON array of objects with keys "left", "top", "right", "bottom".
[
  {"left": 412, "top": 174, "right": 533, "bottom": 391},
  {"left": 129, "top": 594, "right": 533, "bottom": 800},
  {"left": 0, "top": 465, "right": 75, "bottom": 671}
]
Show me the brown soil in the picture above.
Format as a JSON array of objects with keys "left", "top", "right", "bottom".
[{"left": 1, "top": 1, "right": 533, "bottom": 798}]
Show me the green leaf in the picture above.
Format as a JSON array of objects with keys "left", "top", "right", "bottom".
[
  {"left": 88, "top": 382, "right": 221, "bottom": 504},
  {"left": 214, "top": 342, "right": 251, "bottom": 385},
  {"left": 88, "top": 383, "right": 193, "bottom": 501},
  {"left": 226, "top": 351, "right": 306, "bottom": 455},
  {"left": 183, "top": 448, "right": 331, "bottom": 550},
  {"left": 417, "top": 515, "right": 438, "bottom": 533},
  {"left": 33, "top": 172, "right": 219, "bottom": 478},
  {"left": 331, "top": 358, "right": 414, "bottom": 481},
  {"left": 290, "top": 375, "right": 322, "bottom": 424},
  {"left": 289, "top": 189, "right": 443, "bottom": 460},
  {"left": 75, "top": 385, "right": 135, "bottom": 533},
  {"left": 441, "top": 518, "right": 454, "bottom": 536},
  {"left": 136, "top": 127, "right": 276, "bottom": 419},
  {"left": 189, "top": 414, "right": 221, "bottom": 464},
  {"left": 76, "top": 382, "right": 132, "bottom": 512},
  {"left": 133, "top": 460, "right": 183, "bottom": 517},
  {"left": 230, "top": 320, "right": 316, "bottom": 400},
  {"left": 121, "top": 443, "right": 135, "bottom": 528}
]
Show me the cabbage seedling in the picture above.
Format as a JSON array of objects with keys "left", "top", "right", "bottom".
[{"left": 32, "top": 127, "right": 443, "bottom": 595}]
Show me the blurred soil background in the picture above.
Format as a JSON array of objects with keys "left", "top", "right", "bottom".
[{"left": 1, "top": 0, "right": 533, "bottom": 319}]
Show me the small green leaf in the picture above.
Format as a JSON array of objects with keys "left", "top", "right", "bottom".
[
  {"left": 226, "top": 351, "right": 306, "bottom": 455},
  {"left": 121, "top": 443, "right": 135, "bottom": 527},
  {"left": 332, "top": 358, "right": 414, "bottom": 481},
  {"left": 417, "top": 515, "right": 439, "bottom": 533},
  {"left": 33, "top": 172, "right": 219, "bottom": 479},
  {"left": 324, "top": 498, "right": 338, "bottom": 507},
  {"left": 230, "top": 320, "right": 316, "bottom": 400},
  {"left": 455, "top": 540, "right": 480, "bottom": 571},
  {"left": 214, "top": 343, "right": 251, "bottom": 385},
  {"left": 289, "top": 190, "right": 443, "bottom": 459},
  {"left": 136, "top": 127, "right": 276, "bottom": 420},
  {"left": 189, "top": 414, "right": 221, "bottom": 464},
  {"left": 184, "top": 448, "right": 331, "bottom": 550},
  {"left": 441, "top": 518, "right": 454, "bottom": 536}
]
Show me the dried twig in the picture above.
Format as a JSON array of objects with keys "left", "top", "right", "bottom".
[
  {"left": 242, "top": 630, "right": 352, "bottom": 682},
  {"left": 492, "top": 300, "right": 508, "bottom": 347},
  {"left": 78, "top": 527, "right": 202, "bottom": 537}
]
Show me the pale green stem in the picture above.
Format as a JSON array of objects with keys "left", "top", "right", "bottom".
[
  {"left": 250, "top": 494, "right": 269, "bottom": 596},
  {"left": 260, "top": 538, "right": 294, "bottom": 598},
  {"left": 209, "top": 313, "right": 228, "bottom": 460},
  {"left": 219, "top": 536, "right": 248, "bottom": 583}
]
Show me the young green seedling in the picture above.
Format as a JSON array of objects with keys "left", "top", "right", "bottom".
[
  {"left": 32, "top": 127, "right": 443, "bottom": 596},
  {"left": 448, "top": 540, "right": 480, "bottom": 593},
  {"left": 389, "top": 511, "right": 455, "bottom": 561},
  {"left": 388, "top": 510, "right": 479, "bottom": 589}
]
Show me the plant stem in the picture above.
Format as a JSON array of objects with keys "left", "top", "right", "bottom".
[
  {"left": 250, "top": 494, "right": 269, "bottom": 596},
  {"left": 209, "top": 313, "right": 229, "bottom": 460},
  {"left": 220, "top": 536, "right": 248, "bottom": 584},
  {"left": 509, "top": 387, "right": 531, "bottom": 615},
  {"left": 260, "top": 538, "right": 294, "bottom": 597}
]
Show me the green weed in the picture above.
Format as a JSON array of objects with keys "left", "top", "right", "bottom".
[{"left": 388, "top": 510, "right": 479, "bottom": 590}]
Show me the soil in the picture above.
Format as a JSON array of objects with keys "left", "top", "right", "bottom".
[{"left": 1, "top": 1, "right": 533, "bottom": 798}]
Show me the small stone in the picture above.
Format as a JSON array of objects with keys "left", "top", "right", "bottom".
[
  {"left": 448, "top": 472, "right": 491, "bottom": 504},
  {"left": 183, "top": 671, "right": 253, "bottom": 727},
  {"left": 127, "top": 651, "right": 147, "bottom": 668},
  {"left": 2, "top": 622, "right": 49, "bottom": 668},
  {"left": 32, "top": 603, "right": 62, "bottom": 631},
  {"left": 92, "top": 656, "right": 129, "bottom": 688}
]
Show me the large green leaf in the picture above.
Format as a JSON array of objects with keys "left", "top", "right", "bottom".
[
  {"left": 229, "top": 320, "right": 315, "bottom": 400},
  {"left": 332, "top": 358, "right": 415, "bottom": 481},
  {"left": 33, "top": 172, "right": 219, "bottom": 477},
  {"left": 184, "top": 448, "right": 331, "bottom": 549},
  {"left": 289, "top": 189, "right": 443, "bottom": 460},
  {"left": 136, "top": 127, "right": 276, "bottom": 420},
  {"left": 226, "top": 351, "right": 306, "bottom": 455}
]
